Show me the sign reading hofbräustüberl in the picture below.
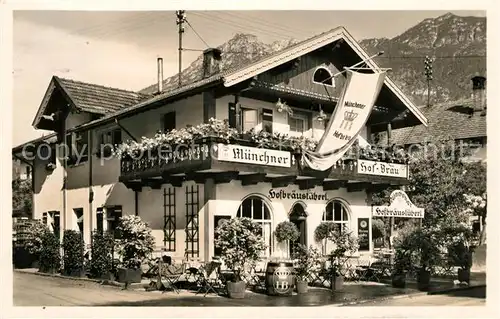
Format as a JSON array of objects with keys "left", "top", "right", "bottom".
[{"left": 372, "top": 190, "right": 425, "bottom": 218}]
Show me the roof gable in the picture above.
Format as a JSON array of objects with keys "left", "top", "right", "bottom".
[{"left": 32, "top": 76, "right": 146, "bottom": 128}]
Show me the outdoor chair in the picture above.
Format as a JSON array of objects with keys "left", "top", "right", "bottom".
[
  {"left": 196, "top": 261, "right": 222, "bottom": 297},
  {"left": 158, "top": 256, "right": 185, "bottom": 294}
]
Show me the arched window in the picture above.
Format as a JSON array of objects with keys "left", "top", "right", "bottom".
[
  {"left": 237, "top": 196, "right": 273, "bottom": 256},
  {"left": 322, "top": 200, "right": 350, "bottom": 233},
  {"left": 313, "top": 67, "right": 334, "bottom": 86}
]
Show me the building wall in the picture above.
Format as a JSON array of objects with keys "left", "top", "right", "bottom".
[
  {"left": 215, "top": 95, "right": 369, "bottom": 144},
  {"left": 209, "top": 181, "right": 372, "bottom": 261}
]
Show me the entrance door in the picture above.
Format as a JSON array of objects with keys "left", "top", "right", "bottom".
[{"left": 289, "top": 203, "right": 307, "bottom": 256}]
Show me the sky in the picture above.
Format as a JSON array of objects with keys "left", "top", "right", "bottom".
[{"left": 12, "top": 10, "right": 486, "bottom": 146}]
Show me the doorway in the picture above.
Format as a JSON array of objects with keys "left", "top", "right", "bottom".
[{"left": 289, "top": 202, "right": 307, "bottom": 256}]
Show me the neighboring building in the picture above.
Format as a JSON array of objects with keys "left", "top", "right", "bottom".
[
  {"left": 382, "top": 76, "right": 487, "bottom": 162},
  {"left": 12, "top": 158, "right": 32, "bottom": 180},
  {"left": 12, "top": 27, "right": 427, "bottom": 261}
]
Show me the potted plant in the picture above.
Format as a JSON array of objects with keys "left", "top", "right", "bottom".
[
  {"left": 292, "top": 244, "right": 320, "bottom": 294},
  {"left": 89, "top": 230, "right": 115, "bottom": 280},
  {"left": 391, "top": 249, "right": 411, "bottom": 288},
  {"left": 314, "top": 222, "right": 358, "bottom": 291},
  {"left": 403, "top": 228, "right": 441, "bottom": 291},
  {"left": 274, "top": 221, "right": 300, "bottom": 259},
  {"left": 215, "top": 217, "right": 267, "bottom": 299},
  {"left": 114, "top": 215, "right": 155, "bottom": 284},
  {"left": 62, "top": 230, "right": 86, "bottom": 277},
  {"left": 38, "top": 231, "right": 61, "bottom": 274},
  {"left": 442, "top": 224, "right": 474, "bottom": 284}
]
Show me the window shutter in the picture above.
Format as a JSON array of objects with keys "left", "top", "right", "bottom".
[
  {"left": 228, "top": 102, "right": 237, "bottom": 128},
  {"left": 262, "top": 108, "right": 273, "bottom": 133}
]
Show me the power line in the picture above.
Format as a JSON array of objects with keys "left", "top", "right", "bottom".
[{"left": 185, "top": 18, "right": 210, "bottom": 48}]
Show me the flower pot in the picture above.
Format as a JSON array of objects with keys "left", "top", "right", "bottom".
[
  {"left": 227, "top": 281, "right": 246, "bottom": 299},
  {"left": 31, "top": 260, "right": 40, "bottom": 269},
  {"left": 296, "top": 280, "right": 309, "bottom": 294},
  {"left": 331, "top": 274, "right": 344, "bottom": 291},
  {"left": 417, "top": 269, "right": 431, "bottom": 291},
  {"left": 457, "top": 268, "right": 471, "bottom": 283},
  {"left": 391, "top": 273, "right": 406, "bottom": 288},
  {"left": 117, "top": 268, "right": 142, "bottom": 283}
]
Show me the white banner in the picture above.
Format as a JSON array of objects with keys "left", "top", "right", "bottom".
[
  {"left": 216, "top": 144, "right": 291, "bottom": 168},
  {"left": 303, "top": 69, "right": 387, "bottom": 171}
]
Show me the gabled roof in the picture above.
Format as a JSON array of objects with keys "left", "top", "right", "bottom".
[
  {"left": 384, "top": 98, "right": 486, "bottom": 146},
  {"left": 32, "top": 76, "right": 147, "bottom": 127},
  {"left": 28, "top": 26, "right": 428, "bottom": 136}
]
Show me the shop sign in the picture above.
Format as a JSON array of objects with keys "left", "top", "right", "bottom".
[
  {"left": 269, "top": 189, "right": 328, "bottom": 201},
  {"left": 372, "top": 190, "right": 425, "bottom": 218},
  {"left": 357, "top": 159, "right": 408, "bottom": 179},
  {"left": 357, "top": 218, "right": 370, "bottom": 251},
  {"left": 216, "top": 144, "right": 291, "bottom": 168}
]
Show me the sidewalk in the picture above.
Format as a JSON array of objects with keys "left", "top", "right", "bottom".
[{"left": 13, "top": 268, "right": 486, "bottom": 307}]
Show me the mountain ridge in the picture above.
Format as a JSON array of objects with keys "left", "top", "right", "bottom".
[{"left": 141, "top": 12, "right": 486, "bottom": 105}]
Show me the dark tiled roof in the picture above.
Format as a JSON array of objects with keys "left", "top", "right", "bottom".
[
  {"left": 387, "top": 98, "right": 486, "bottom": 145},
  {"left": 57, "top": 77, "right": 147, "bottom": 115}
]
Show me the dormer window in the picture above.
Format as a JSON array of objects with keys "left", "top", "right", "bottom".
[{"left": 313, "top": 67, "right": 334, "bottom": 87}]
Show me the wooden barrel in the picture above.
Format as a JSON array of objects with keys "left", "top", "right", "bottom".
[{"left": 265, "top": 261, "right": 295, "bottom": 296}]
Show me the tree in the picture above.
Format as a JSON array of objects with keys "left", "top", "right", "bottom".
[
  {"left": 371, "top": 140, "right": 486, "bottom": 230},
  {"left": 12, "top": 177, "right": 33, "bottom": 218}
]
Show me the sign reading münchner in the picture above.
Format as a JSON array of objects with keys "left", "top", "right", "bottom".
[
  {"left": 216, "top": 144, "right": 291, "bottom": 168},
  {"left": 357, "top": 159, "right": 408, "bottom": 179}
]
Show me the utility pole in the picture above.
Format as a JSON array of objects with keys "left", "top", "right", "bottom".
[
  {"left": 424, "top": 56, "right": 433, "bottom": 107},
  {"left": 176, "top": 10, "right": 186, "bottom": 87}
]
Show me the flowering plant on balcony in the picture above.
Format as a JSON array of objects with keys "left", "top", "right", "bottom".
[{"left": 114, "top": 118, "right": 318, "bottom": 159}]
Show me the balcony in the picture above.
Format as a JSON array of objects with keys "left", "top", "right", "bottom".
[{"left": 119, "top": 134, "right": 409, "bottom": 191}]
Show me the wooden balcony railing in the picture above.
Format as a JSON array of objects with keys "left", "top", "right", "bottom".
[{"left": 119, "top": 137, "right": 409, "bottom": 185}]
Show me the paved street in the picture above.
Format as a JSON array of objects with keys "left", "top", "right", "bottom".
[
  {"left": 13, "top": 271, "right": 486, "bottom": 307},
  {"left": 349, "top": 286, "right": 486, "bottom": 306}
]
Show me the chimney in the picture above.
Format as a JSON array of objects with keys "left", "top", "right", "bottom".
[
  {"left": 202, "top": 48, "right": 222, "bottom": 78},
  {"left": 157, "top": 57, "right": 164, "bottom": 93},
  {"left": 471, "top": 74, "right": 486, "bottom": 115}
]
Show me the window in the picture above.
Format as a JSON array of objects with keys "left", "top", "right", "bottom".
[
  {"left": 237, "top": 196, "right": 273, "bottom": 257},
  {"left": 42, "top": 212, "right": 48, "bottom": 225},
  {"left": 163, "top": 111, "right": 176, "bottom": 132},
  {"left": 288, "top": 112, "right": 309, "bottom": 136},
  {"left": 313, "top": 67, "right": 334, "bottom": 87},
  {"left": 100, "top": 128, "right": 122, "bottom": 146},
  {"left": 65, "top": 131, "right": 89, "bottom": 164},
  {"left": 322, "top": 200, "right": 350, "bottom": 254},
  {"left": 73, "top": 208, "right": 84, "bottom": 238},
  {"left": 50, "top": 211, "right": 60, "bottom": 238},
  {"left": 105, "top": 205, "right": 122, "bottom": 235},
  {"left": 241, "top": 108, "right": 259, "bottom": 132},
  {"left": 96, "top": 207, "right": 104, "bottom": 233}
]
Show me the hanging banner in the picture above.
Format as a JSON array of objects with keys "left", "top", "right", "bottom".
[
  {"left": 372, "top": 190, "right": 425, "bottom": 218},
  {"left": 302, "top": 69, "right": 387, "bottom": 171}
]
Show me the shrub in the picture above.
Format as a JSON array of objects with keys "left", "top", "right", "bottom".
[
  {"left": 292, "top": 244, "right": 321, "bottom": 281},
  {"left": 24, "top": 220, "right": 50, "bottom": 259},
  {"left": 372, "top": 218, "right": 386, "bottom": 241},
  {"left": 215, "top": 217, "right": 267, "bottom": 282},
  {"left": 274, "top": 221, "right": 300, "bottom": 243},
  {"left": 39, "top": 231, "right": 60, "bottom": 273},
  {"left": 62, "top": 230, "right": 85, "bottom": 275},
  {"left": 115, "top": 215, "right": 155, "bottom": 270},
  {"left": 89, "top": 231, "right": 114, "bottom": 278}
]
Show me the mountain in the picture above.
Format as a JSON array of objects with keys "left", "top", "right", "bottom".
[
  {"left": 141, "top": 13, "right": 486, "bottom": 105},
  {"left": 360, "top": 12, "right": 486, "bottom": 104}
]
